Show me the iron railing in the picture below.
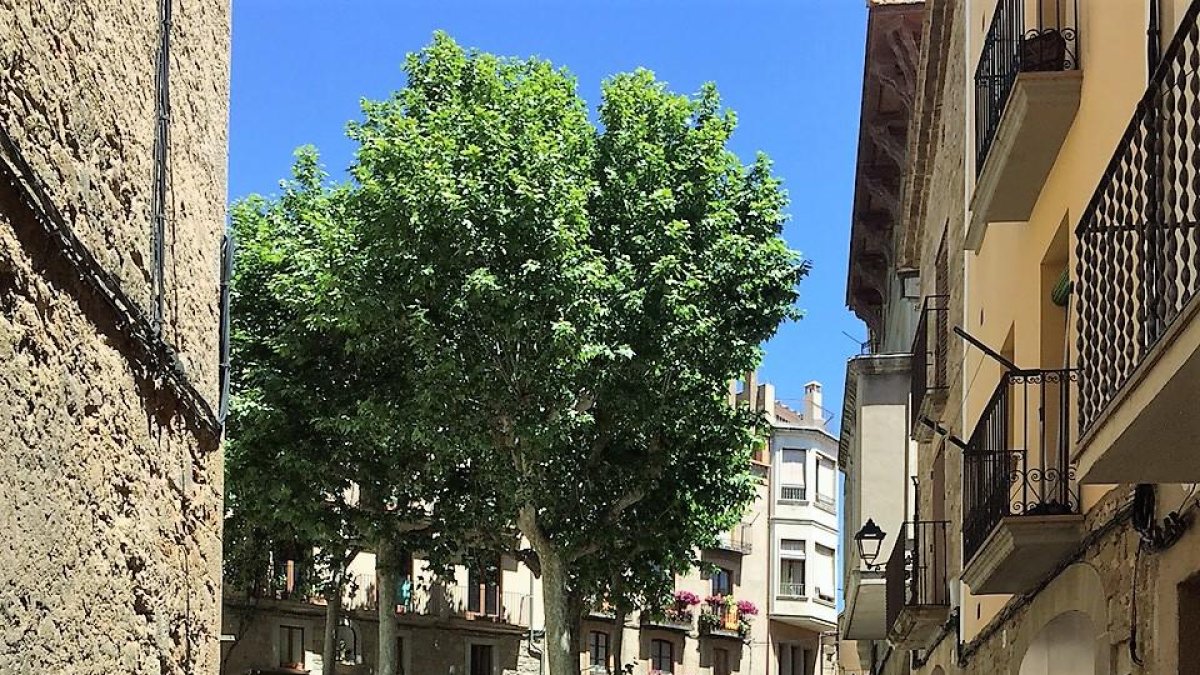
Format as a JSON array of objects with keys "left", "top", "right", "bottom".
[
  {"left": 911, "top": 295, "right": 950, "bottom": 433},
  {"left": 975, "top": 0, "right": 1079, "bottom": 174},
  {"left": 884, "top": 521, "right": 950, "bottom": 633},
  {"left": 963, "top": 369, "right": 1080, "bottom": 563},
  {"left": 780, "top": 485, "right": 807, "bottom": 502},
  {"left": 778, "top": 582, "right": 806, "bottom": 597},
  {"left": 340, "top": 579, "right": 532, "bottom": 626},
  {"left": 1076, "top": 0, "right": 1200, "bottom": 435},
  {"left": 714, "top": 522, "right": 753, "bottom": 554}
]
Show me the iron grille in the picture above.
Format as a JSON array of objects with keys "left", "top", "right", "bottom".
[
  {"left": 1076, "top": 0, "right": 1200, "bottom": 434},
  {"left": 975, "top": 0, "right": 1079, "bottom": 174},
  {"left": 885, "top": 521, "right": 950, "bottom": 633},
  {"left": 910, "top": 294, "right": 950, "bottom": 433},
  {"left": 962, "top": 369, "right": 1080, "bottom": 563}
]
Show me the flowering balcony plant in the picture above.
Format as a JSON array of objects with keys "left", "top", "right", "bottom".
[
  {"left": 673, "top": 590, "right": 701, "bottom": 608},
  {"left": 643, "top": 590, "right": 700, "bottom": 627},
  {"left": 699, "top": 596, "right": 757, "bottom": 638}
]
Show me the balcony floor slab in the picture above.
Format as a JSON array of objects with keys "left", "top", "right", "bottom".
[
  {"left": 962, "top": 514, "right": 1084, "bottom": 595},
  {"left": 968, "top": 70, "right": 1083, "bottom": 250}
]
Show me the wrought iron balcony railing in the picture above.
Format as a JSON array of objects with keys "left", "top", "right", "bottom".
[
  {"left": 884, "top": 521, "right": 950, "bottom": 633},
  {"left": 963, "top": 369, "right": 1080, "bottom": 563},
  {"left": 778, "top": 582, "right": 805, "bottom": 597},
  {"left": 1076, "top": 0, "right": 1200, "bottom": 435},
  {"left": 713, "top": 522, "right": 753, "bottom": 554},
  {"left": 341, "top": 579, "right": 532, "bottom": 627},
  {"left": 780, "top": 485, "right": 806, "bottom": 502},
  {"left": 975, "top": 0, "right": 1079, "bottom": 173},
  {"left": 910, "top": 294, "right": 950, "bottom": 433}
]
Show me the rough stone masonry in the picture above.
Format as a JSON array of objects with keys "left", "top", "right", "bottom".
[{"left": 0, "top": 0, "right": 230, "bottom": 672}]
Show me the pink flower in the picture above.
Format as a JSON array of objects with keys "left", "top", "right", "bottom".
[
  {"left": 736, "top": 599, "right": 759, "bottom": 616},
  {"left": 674, "top": 590, "right": 701, "bottom": 606}
]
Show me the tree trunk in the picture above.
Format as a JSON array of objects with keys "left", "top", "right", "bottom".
[
  {"left": 322, "top": 582, "right": 342, "bottom": 675},
  {"left": 540, "top": 551, "right": 574, "bottom": 675},
  {"left": 611, "top": 608, "right": 627, "bottom": 675},
  {"left": 567, "top": 591, "right": 584, "bottom": 675},
  {"left": 377, "top": 542, "right": 399, "bottom": 675}
]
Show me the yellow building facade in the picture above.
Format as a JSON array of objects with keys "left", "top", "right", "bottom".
[{"left": 842, "top": 0, "right": 1200, "bottom": 673}]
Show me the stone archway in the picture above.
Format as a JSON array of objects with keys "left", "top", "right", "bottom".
[
  {"left": 1008, "top": 564, "right": 1111, "bottom": 675},
  {"left": 1018, "top": 611, "right": 1096, "bottom": 675}
]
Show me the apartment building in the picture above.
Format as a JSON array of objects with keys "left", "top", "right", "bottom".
[
  {"left": 840, "top": 1, "right": 1200, "bottom": 674},
  {"left": 0, "top": 1, "right": 230, "bottom": 672},
  {"left": 221, "top": 379, "right": 836, "bottom": 675}
]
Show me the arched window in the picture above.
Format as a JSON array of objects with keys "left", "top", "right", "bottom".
[
  {"left": 588, "top": 631, "right": 609, "bottom": 673},
  {"left": 650, "top": 639, "right": 674, "bottom": 673}
]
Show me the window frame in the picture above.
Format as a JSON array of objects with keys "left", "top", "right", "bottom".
[
  {"left": 278, "top": 624, "right": 305, "bottom": 669},
  {"left": 650, "top": 638, "right": 675, "bottom": 673},
  {"left": 588, "top": 630, "right": 609, "bottom": 670},
  {"left": 778, "top": 448, "right": 808, "bottom": 502},
  {"left": 711, "top": 566, "right": 733, "bottom": 596}
]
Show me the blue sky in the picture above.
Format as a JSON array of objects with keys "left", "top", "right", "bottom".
[{"left": 229, "top": 0, "right": 870, "bottom": 432}]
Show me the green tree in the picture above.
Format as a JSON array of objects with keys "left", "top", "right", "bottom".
[
  {"left": 225, "top": 150, "right": 464, "bottom": 675},
  {"left": 346, "top": 34, "right": 804, "bottom": 675}
]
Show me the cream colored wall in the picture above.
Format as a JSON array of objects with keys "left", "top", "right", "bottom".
[{"left": 960, "top": 0, "right": 1164, "bottom": 643}]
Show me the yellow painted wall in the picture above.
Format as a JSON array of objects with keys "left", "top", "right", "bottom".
[{"left": 961, "top": 0, "right": 1156, "bottom": 642}]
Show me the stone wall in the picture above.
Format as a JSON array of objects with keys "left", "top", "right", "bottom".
[
  {"left": 0, "top": 0, "right": 230, "bottom": 397},
  {"left": 0, "top": 0, "right": 229, "bottom": 672}
]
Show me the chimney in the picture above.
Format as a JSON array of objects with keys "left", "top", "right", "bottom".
[
  {"left": 757, "top": 382, "right": 776, "bottom": 419},
  {"left": 804, "top": 381, "right": 824, "bottom": 425}
]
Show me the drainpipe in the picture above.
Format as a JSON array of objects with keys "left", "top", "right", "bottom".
[{"left": 1148, "top": 0, "right": 1162, "bottom": 79}]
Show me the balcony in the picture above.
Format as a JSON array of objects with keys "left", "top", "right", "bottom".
[
  {"left": 698, "top": 599, "right": 757, "bottom": 640},
  {"left": 713, "top": 523, "right": 753, "bottom": 554},
  {"left": 641, "top": 608, "right": 694, "bottom": 633},
  {"left": 1074, "top": 0, "right": 1200, "bottom": 483},
  {"left": 962, "top": 370, "right": 1084, "bottom": 595},
  {"left": 885, "top": 521, "right": 950, "bottom": 650},
  {"left": 968, "top": 0, "right": 1082, "bottom": 250},
  {"left": 345, "top": 578, "right": 532, "bottom": 628},
  {"left": 910, "top": 295, "right": 949, "bottom": 441}
]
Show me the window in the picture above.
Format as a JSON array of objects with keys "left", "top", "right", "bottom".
[
  {"left": 713, "top": 647, "right": 731, "bottom": 675},
  {"left": 815, "top": 544, "right": 836, "bottom": 602},
  {"left": 815, "top": 457, "right": 836, "bottom": 507},
  {"left": 468, "top": 559, "right": 501, "bottom": 617},
  {"left": 650, "top": 639, "right": 674, "bottom": 673},
  {"left": 469, "top": 643, "right": 494, "bottom": 675},
  {"left": 588, "top": 631, "right": 609, "bottom": 673},
  {"left": 779, "top": 449, "right": 807, "bottom": 501},
  {"left": 779, "top": 539, "right": 806, "bottom": 596},
  {"left": 777, "top": 645, "right": 811, "bottom": 675},
  {"left": 711, "top": 567, "right": 733, "bottom": 596},
  {"left": 278, "top": 625, "right": 304, "bottom": 668}
]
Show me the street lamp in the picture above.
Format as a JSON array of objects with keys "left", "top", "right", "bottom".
[{"left": 854, "top": 519, "right": 886, "bottom": 570}]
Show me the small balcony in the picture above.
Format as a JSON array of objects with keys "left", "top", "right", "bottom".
[
  {"left": 1074, "top": 0, "right": 1200, "bottom": 483},
  {"left": 962, "top": 369, "right": 1084, "bottom": 595},
  {"left": 910, "top": 295, "right": 949, "bottom": 441},
  {"left": 713, "top": 523, "right": 753, "bottom": 555},
  {"left": 968, "top": 0, "right": 1082, "bottom": 250},
  {"left": 698, "top": 598, "right": 758, "bottom": 640},
  {"left": 885, "top": 521, "right": 951, "bottom": 650},
  {"left": 346, "top": 578, "right": 533, "bottom": 628},
  {"left": 642, "top": 591, "right": 698, "bottom": 632}
]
